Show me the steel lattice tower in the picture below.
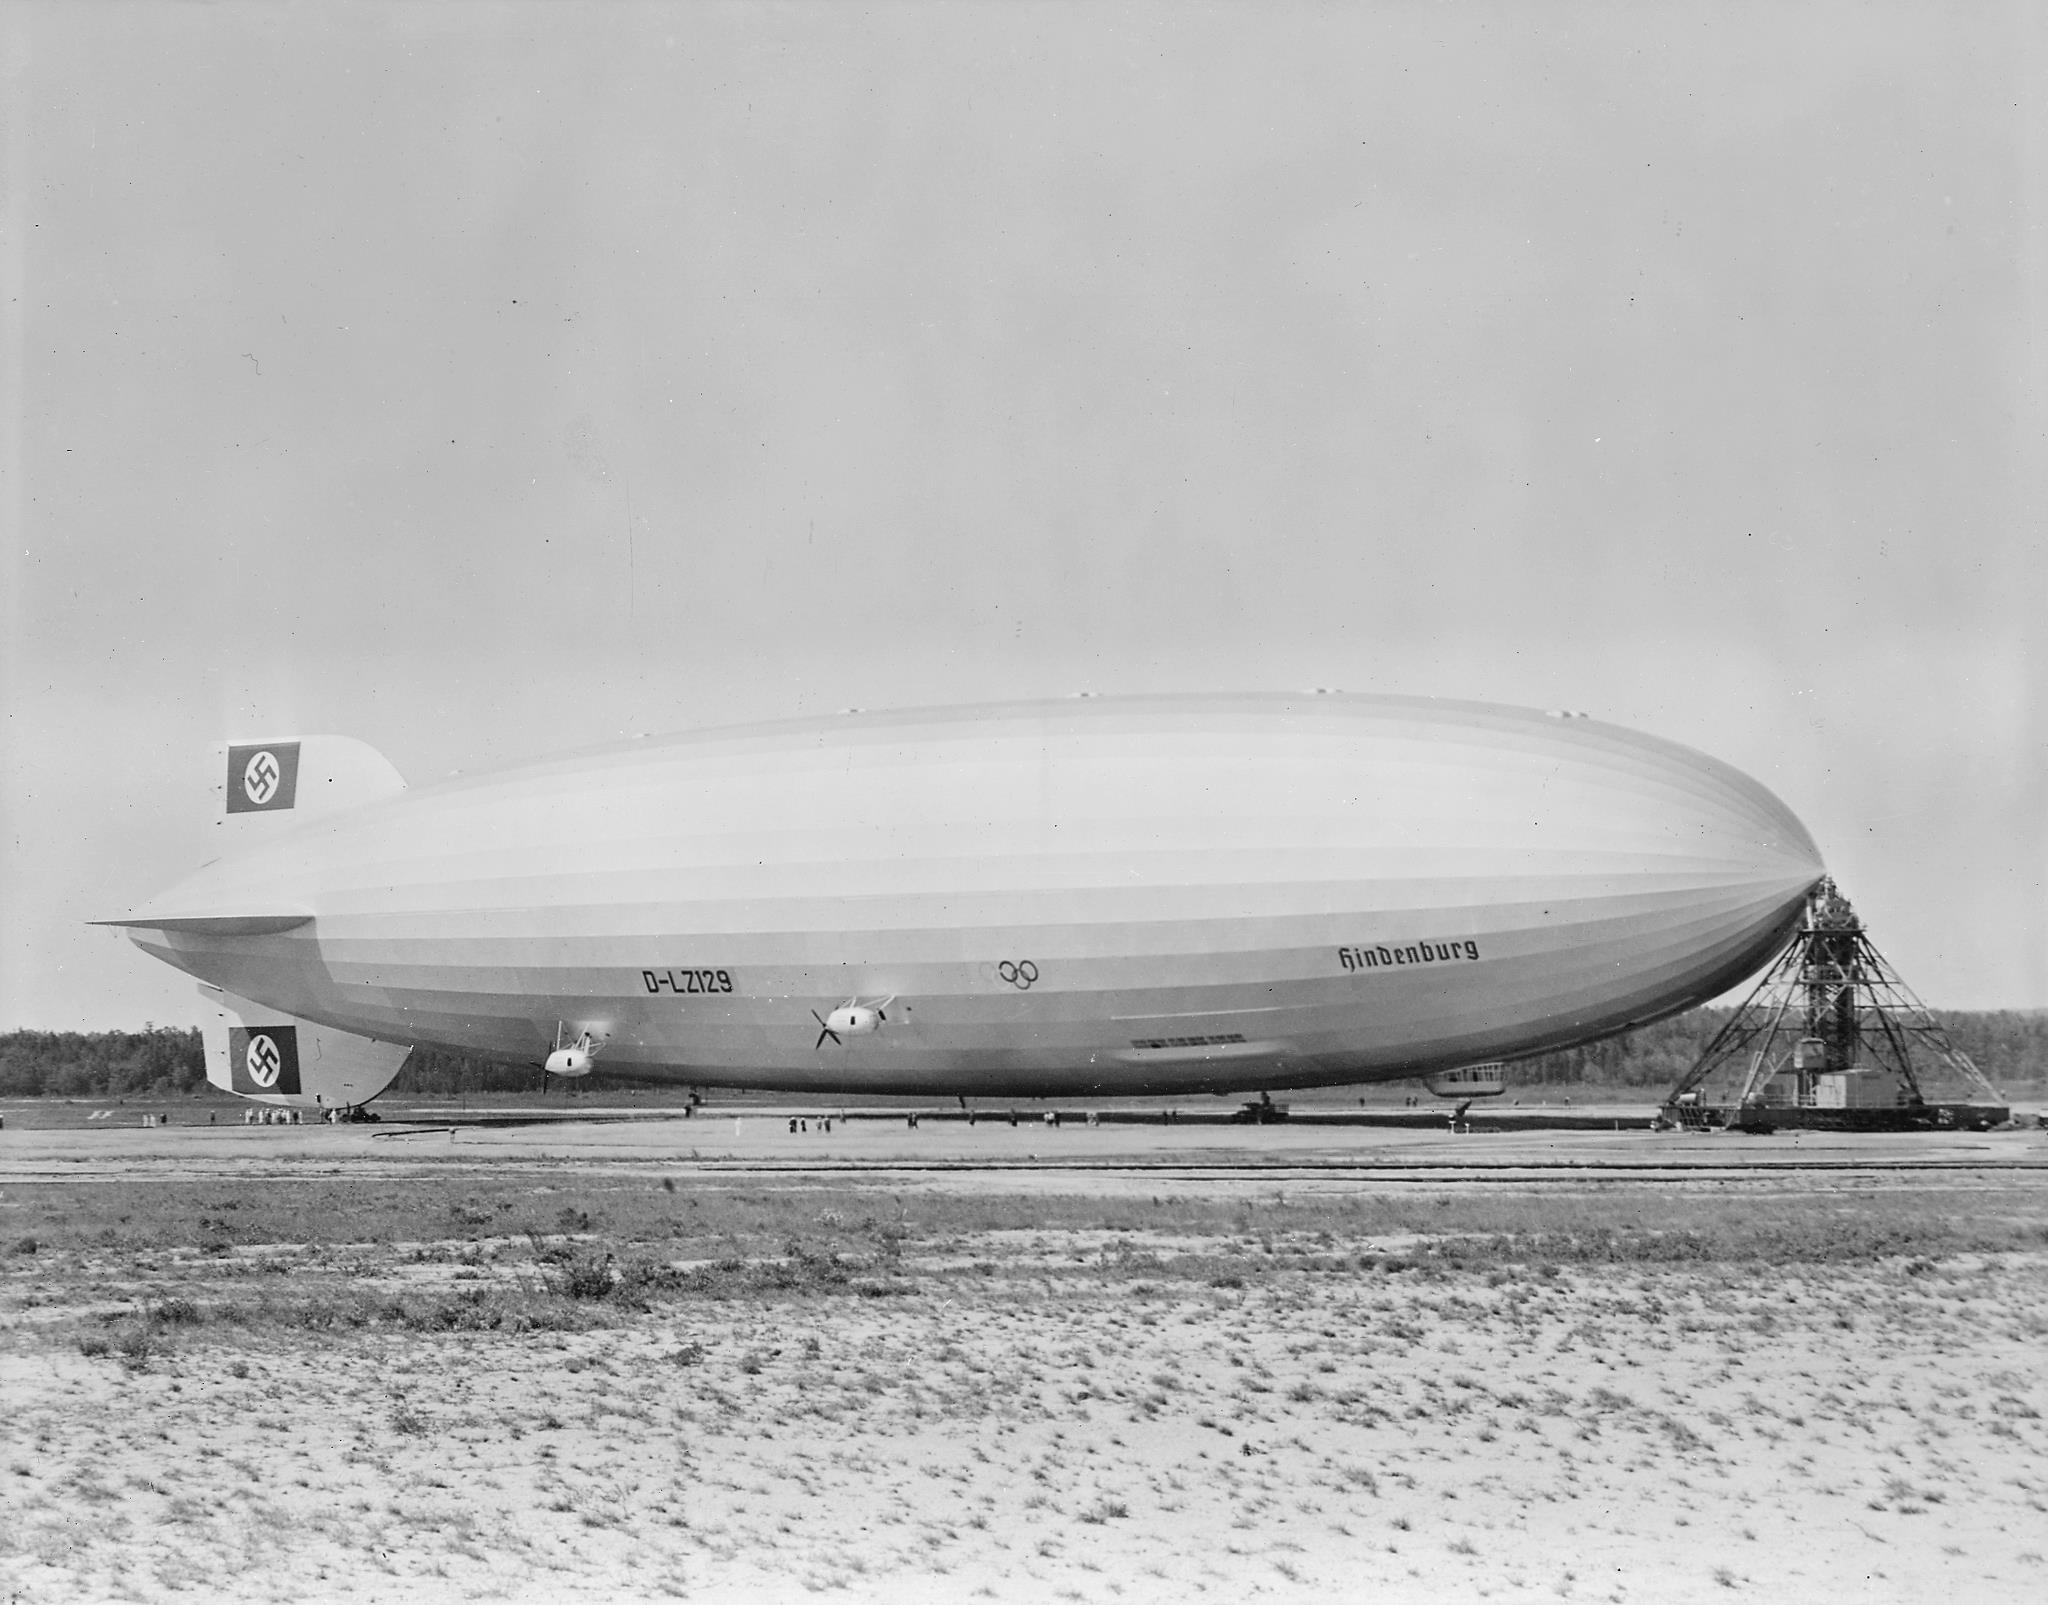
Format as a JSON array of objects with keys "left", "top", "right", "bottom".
[{"left": 1663, "top": 877, "right": 2004, "bottom": 1126}]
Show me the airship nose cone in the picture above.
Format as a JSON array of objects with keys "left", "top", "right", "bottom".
[
  {"left": 1625, "top": 723, "right": 1822, "bottom": 884},
  {"left": 1532, "top": 714, "right": 1824, "bottom": 1007}
]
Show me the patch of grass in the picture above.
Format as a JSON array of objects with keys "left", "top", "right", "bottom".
[
  {"left": 449, "top": 1197, "right": 495, "bottom": 1230},
  {"left": 615, "top": 1243, "right": 864, "bottom": 1303},
  {"left": 1339, "top": 1464, "right": 1380, "bottom": 1495},
  {"left": 557, "top": 1252, "right": 617, "bottom": 1300},
  {"left": 153, "top": 1295, "right": 202, "bottom": 1326},
  {"left": 19, "top": 1169, "right": 2048, "bottom": 1410},
  {"left": 7, "top": 1174, "right": 2039, "bottom": 1265},
  {"left": 214, "top": 1286, "right": 599, "bottom": 1336},
  {"left": 76, "top": 1297, "right": 207, "bottom": 1369},
  {"left": 112, "top": 1319, "right": 160, "bottom": 1371}
]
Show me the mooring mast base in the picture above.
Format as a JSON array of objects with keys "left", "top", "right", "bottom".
[{"left": 1661, "top": 878, "right": 2006, "bottom": 1132}]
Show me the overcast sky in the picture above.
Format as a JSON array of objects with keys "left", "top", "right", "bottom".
[{"left": 3, "top": 1, "right": 2042, "bottom": 1029}]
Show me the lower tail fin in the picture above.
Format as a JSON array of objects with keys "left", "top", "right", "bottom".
[{"left": 201, "top": 986, "right": 411, "bottom": 1109}]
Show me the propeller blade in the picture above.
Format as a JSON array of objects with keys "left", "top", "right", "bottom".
[{"left": 811, "top": 1010, "right": 840, "bottom": 1050}]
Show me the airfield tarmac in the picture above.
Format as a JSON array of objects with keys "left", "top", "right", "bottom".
[
  {"left": 5, "top": 1102, "right": 2039, "bottom": 1182},
  {"left": 2, "top": 1114, "right": 2043, "bottom": 1604}
]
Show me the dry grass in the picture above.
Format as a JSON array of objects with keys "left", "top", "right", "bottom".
[{"left": 1, "top": 1170, "right": 2045, "bottom": 1602}]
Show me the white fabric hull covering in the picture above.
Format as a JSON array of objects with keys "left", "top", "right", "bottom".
[{"left": 122, "top": 695, "right": 1825, "bottom": 1097}]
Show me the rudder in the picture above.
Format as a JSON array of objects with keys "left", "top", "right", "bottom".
[
  {"left": 201, "top": 985, "right": 411, "bottom": 1109},
  {"left": 217, "top": 735, "right": 405, "bottom": 826}
]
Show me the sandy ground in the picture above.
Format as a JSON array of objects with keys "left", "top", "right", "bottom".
[{"left": 2, "top": 1124, "right": 2044, "bottom": 1604}]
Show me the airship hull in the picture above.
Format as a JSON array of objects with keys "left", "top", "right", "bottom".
[{"left": 121, "top": 696, "right": 1824, "bottom": 1098}]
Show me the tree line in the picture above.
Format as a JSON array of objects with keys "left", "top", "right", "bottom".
[
  {"left": 1516, "top": 1008, "right": 2047, "bottom": 1088},
  {"left": 0, "top": 1031, "right": 553, "bottom": 1100},
  {"left": 2, "top": 1009, "right": 2041, "bottom": 1100}
]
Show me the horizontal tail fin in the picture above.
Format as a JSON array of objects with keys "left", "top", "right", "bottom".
[{"left": 94, "top": 913, "right": 312, "bottom": 936}]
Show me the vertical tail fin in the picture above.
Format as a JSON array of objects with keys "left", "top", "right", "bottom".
[
  {"left": 217, "top": 736, "right": 405, "bottom": 827},
  {"left": 200, "top": 985, "right": 411, "bottom": 1108}
]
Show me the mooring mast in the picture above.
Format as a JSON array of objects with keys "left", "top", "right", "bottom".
[{"left": 1662, "top": 877, "right": 2005, "bottom": 1129}]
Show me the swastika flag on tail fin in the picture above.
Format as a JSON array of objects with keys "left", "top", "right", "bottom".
[
  {"left": 229, "top": 1026, "right": 301, "bottom": 1094},
  {"left": 226, "top": 742, "right": 301, "bottom": 813}
]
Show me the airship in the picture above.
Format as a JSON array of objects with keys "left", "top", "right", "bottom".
[{"left": 104, "top": 694, "right": 1825, "bottom": 1111}]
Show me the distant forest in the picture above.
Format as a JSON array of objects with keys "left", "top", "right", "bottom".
[{"left": 2, "top": 1010, "right": 2042, "bottom": 1100}]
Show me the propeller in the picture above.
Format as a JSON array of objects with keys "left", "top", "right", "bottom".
[{"left": 812, "top": 995, "right": 896, "bottom": 1050}]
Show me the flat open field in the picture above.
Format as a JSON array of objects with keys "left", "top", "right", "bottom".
[{"left": 2, "top": 1119, "right": 2044, "bottom": 1603}]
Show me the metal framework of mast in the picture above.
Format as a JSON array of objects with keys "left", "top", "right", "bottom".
[{"left": 1663, "top": 877, "right": 2002, "bottom": 1122}]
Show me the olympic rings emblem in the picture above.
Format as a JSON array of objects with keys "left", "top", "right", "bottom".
[
  {"left": 243, "top": 750, "right": 281, "bottom": 805},
  {"left": 246, "top": 1033, "right": 282, "bottom": 1088},
  {"left": 997, "top": 959, "right": 1040, "bottom": 990}
]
